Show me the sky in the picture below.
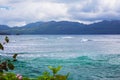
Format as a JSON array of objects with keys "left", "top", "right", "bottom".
[{"left": 0, "top": 0, "right": 120, "bottom": 27}]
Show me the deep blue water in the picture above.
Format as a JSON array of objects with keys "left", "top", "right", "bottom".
[{"left": 0, "top": 35, "right": 120, "bottom": 80}]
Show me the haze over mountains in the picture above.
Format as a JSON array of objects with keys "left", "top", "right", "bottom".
[{"left": 0, "top": 20, "right": 120, "bottom": 35}]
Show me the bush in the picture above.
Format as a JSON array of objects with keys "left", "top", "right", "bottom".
[
  {"left": 0, "top": 66, "right": 69, "bottom": 80},
  {"left": 37, "top": 66, "right": 69, "bottom": 80}
]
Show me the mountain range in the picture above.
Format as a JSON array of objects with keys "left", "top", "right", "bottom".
[{"left": 0, "top": 20, "right": 120, "bottom": 35}]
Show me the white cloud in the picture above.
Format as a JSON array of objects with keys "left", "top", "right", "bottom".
[
  {"left": 7, "top": 21, "right": 26, "bottom": 27},
  {"left": 0, "top": 0, "right": 120, "bottom": 26},
  {"left": 0, "top": 0, "right": 69, "bottom": 26},
  {"left": 68, "top": 0, "right": 120, "bottom": 21}
]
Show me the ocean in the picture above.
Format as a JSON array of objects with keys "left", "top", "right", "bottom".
[{"left": 0, "top": 35, "right": 120, "bottom": 80}]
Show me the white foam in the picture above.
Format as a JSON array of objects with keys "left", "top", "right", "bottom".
[
  {"left": 59, "top": 36, "right": 74, "bottom": 39},
  {"left": 16, "top": 53, "right": 81, "bottom": 59},
  {"left": 81, "top": 38, "right": 91, "bottom": 42}
]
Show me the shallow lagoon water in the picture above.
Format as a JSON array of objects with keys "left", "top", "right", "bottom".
[{"left": 0, "top": 35, "right": 120, "bottom": 80}]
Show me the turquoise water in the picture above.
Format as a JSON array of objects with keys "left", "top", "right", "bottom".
[{"left": 0, "top": 35, "right": 120, "bottom": 80}]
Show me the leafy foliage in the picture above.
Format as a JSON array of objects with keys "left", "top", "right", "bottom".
[
  {"left": 0, "top": 73, "right": 18, "bottom": 80},
  {"left": 0, "top": 43, "right": 4, "bottom": 50},
  {"left": 0, "top": 66, "right": 69, "bottom": 80},
  {"left": 37, "top": 66, "right": 69, "bottom": 80},
  {"left": 13, "top": 54, "right": 18, "bottom": 61},
  {"left": 5, "top": 36, "right": 9, "bottom": 43},
  {"left": 0, "top": 73, "right": 31, "bottom": 80},
  {"left": 7, "top": 60, "right": 14, "bottom": 70},
  {"left": 0, "top": 36, "right": 17, "bottom": 73},
  {"left": 48, "top": 66, "right": 62, "bottom": 76},
  {"left": 0, "top": 60, "right": 15, "bottom": 72}
]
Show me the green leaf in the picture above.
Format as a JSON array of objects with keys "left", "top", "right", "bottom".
[
  {"left": 1, "top": 61, "right": 8, "bottom": 71},
  {"left": 43, "top": 71, "right": 50, "bottom": 76},
  {"left": 0, "top": 43, "right": 4, "bottom": 50},
  {"left": 5, "top": 36, "right": 9, "bottom": 43},
  {"left": 66, "top": 72, "right": 70, "bottom": 79},
  {"left": 55, "top": 75, "right": 67, "bottom": 80},
  {"left": 7, "top": 62, "right": 14, "bottom": 70},
  {"left": 56, "top": 66, "right": 62, "bottom": 72},
  {"left": 13, "top": 54, "right": 18, "bottom": 59},
  {"left": 13, "top": 54, "right": 18, "bottom": 61},
  {"left": 48, "top": 66, "right": 62, "bottom": 75},
  {"left": 0, "top": 69, "right": 3, "bottom": 73},
  {"left": 48, "top": 66, "right": 53, "bottom": 70}
]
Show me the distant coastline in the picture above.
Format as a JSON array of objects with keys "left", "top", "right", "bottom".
[{"left": 0, "top": 20, "right": 120, "bottom": 35}]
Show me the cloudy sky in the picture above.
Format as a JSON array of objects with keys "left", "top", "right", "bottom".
[{"left": 0, "top": 0, "right": 120, "bottom": 27}]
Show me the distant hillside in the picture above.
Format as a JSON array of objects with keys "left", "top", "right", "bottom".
[
  {"left": 0, "top": 20, "right": 120, "bottom": 35},
  {"left": 0, "top": 25, "right": 10, "bottom": 30},
  {"left": 0, "top": 25, "right": 10, "bottom": 35}
]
